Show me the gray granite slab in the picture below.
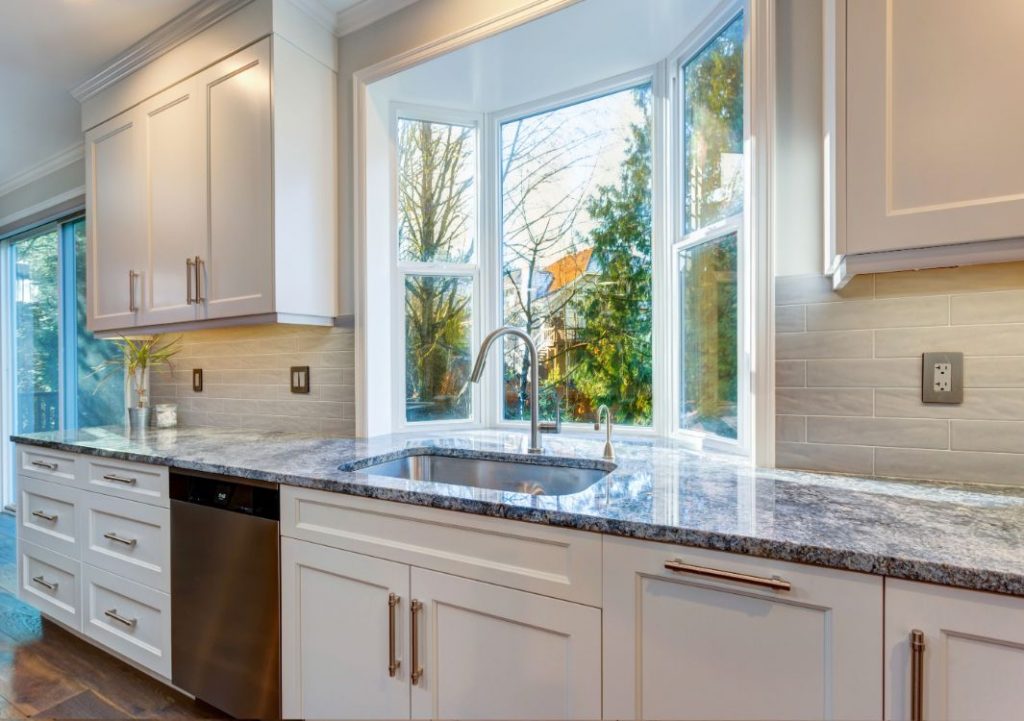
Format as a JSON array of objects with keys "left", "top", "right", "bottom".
[{"left": 12, "top": 425, "right": 1024, "bottom": 596}]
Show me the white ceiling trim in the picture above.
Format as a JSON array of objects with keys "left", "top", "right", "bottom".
[
  {"left": 288, "top": 0, "right": 338, "bottom": 34},
  {"left": 0, "top": 142, "right": 84, "bottom": 199},
  {"left": 70, "top": 0, "right": 254, "bottom": 103},
  {"left": 335, "top": 0, "right": 421, "bottom": 36}
]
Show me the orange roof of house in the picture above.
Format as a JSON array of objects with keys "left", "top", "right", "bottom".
[{"left": 544, "top": 248, "right": 593, "bottom": 294}]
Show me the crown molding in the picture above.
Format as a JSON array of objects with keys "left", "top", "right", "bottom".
[
  {"left": 335, "top": 0, "right": 421, "bottom": 36},
  {"left": 70, "top": 0, "right": 255, "bottom": 103},
  {"left": 288, "top": 0, "right": 338, "bottom": 34},
  {"left": 0, "top": 142, "right": 85, "bottom": 199}
]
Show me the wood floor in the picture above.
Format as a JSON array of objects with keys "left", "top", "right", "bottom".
[{"left": 0, "top": 514, "right": 227, "bottom": 719}]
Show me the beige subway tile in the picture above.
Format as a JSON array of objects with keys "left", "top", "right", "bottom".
[
  {"left": 776, "top": 416, "right": 806, "bottom": 442},
  {"left": 805, "top": 296, "right": 948, "bottom": 331},
  {"left": 776, "top": 388, "right": 873, "bottom": 416},
  {"left": 951, "top": 420, "right": 1024, "bottom": 454},
  {"left": 775, "top": 274, "right": 874, "bottom": 306},
  {"left": 875, "top": 261, "right": 1024, "bottom": 298},
  {"left": 875, "top": 388, "right": 1024, "bottom": 420},
  {"left": 320, "top": 385, "right": 356, "bottom": 402},
  {"left": 776, "top": 331, "right": 873, "bottom": 360},
  {"left": 807, "top": 416, "right": 948, "bottom": 449},
  {"left": 776, "top": 442, "right": 874, "bottom": 475},
  {"left": 874, "top": 448, "right": 1024, "bottom": 485},
  {"left": 966, "top": 358, "right": 1024, "bottom": 388},
  {"left": 805, "top": 359, "right": 919, "bottom": 388},
  {"left": 775, "top": 305, "right": 805, "bottom": 333},
  {"left": 951, "top": 290, "right": 1024, "bottom": 325},
  {"left": 875, "top": 324, "right": 1024, "bottom": 358},
  {"left": 775, "top": 361, "right": 806, "bottom": 388},
  {"left": 320, "top": 419, "right": 357, "bottom": 436},
  {"left": 296, "top": 330, "right": 355, "bottom": 352}
]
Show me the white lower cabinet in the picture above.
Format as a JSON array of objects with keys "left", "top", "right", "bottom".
[
  {"left": 602, "top": 536, "right": 883, "bottom": 720},
  {"left": 281, "top": 537, "right": 602, "bottom": 720},
  {"left": 885, "top": 579, "right": 1024, "bottom": 721},
  {"left": 19, "top": 540, "right": 82, "bottom": 630}
]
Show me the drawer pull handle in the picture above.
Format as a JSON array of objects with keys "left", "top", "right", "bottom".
[
  {"left": 388, "top": 592, "right": 401, "bottom": 677},
  {"left": 103, "top": 532, "right": 138, "bottom": 548},
  {"left": 911, "top": 629, "right": 925, "bottom": 721},
  {"left": 410, "top": 599, "right": 423, "bottom": 685},
  {"left": 31, "top": 575, "right": 58, "bottom": 591},
  {"left": 104, "top": 609, "right": 137, "bottom": 628},
  {"left": 31, "top": 460, "right": 59, "bottom": 471},
  {"left": 31, "top": 510, "right": 58, "bottom": 522},
  {"left": 664, "top": 559, "right": 792, "bottom": 592},
  {"left": 102, "top": 474, "right": 137, "bottom": 485}
]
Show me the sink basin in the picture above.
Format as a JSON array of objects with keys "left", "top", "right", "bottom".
[{"left": 352, "top": 453, "right": 612, "bottom": 496}]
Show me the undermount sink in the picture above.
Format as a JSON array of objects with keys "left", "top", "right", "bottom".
[{"left": 351, "top": 453, "right": 612, "bottom": 496}]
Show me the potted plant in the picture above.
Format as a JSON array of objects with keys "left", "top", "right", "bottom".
[{"left": 95, "top": 336, "right": 181, "bottom": 429}]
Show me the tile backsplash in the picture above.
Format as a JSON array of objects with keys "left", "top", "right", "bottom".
[
  {"left": 150, "top": 324, "right": 355, "bottom": 436},
  {"left": 775, "top": 261, "right": 1024, "bottom": 485}
]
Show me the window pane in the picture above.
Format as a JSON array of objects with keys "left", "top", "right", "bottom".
[
  {"left": 13, "top": 229, "right": 60, "bottom": 434},
  {"left": 72, "top": 219, "right": 123, "bottom": 428},
  {"left": 684, "top": 15, "right": 744, "bottom": 233},
  {"left": 679, "top": 233, "right": 738, "bottom": 439},
  {"left": 405, "top": 275, "right": 473, "bottom": 422},
  {"left": 500, "top": 84, "right": 653, "bottom": 426},
  {"left": 398, "top": 119, "right": 476, "bottom": 263}
]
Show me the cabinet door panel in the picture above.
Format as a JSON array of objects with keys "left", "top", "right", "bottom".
[
  {"left": 201, "top": 38, "right": 273, "bottom": 319},
  {"left": 885, "top": 578, "right": 1024, "bottom": 721},
  {"left": 281, "top": 539, "right": 410, "bottom": 720},
  {"left": 603, "top": 536, "right": 882, "bottom": 720},
  {"left": 410, "top": 567, "right": 601, "bottom": 720}
]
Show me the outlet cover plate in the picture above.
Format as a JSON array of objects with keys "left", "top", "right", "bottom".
[{"left": 922, "top": 352, "right": 964, "bottom": 404}]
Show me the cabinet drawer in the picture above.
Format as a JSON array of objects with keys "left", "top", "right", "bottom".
[
  {"left": 19, "top": 540, "right": 81, "bottom": 630},
  {"left": 82, "top": 564, "right": 171, "bottom": 678},
  {"left": 17, "top": 445, "right": 78, "bottom": 486},
  {"left": 81, "top": 493, "right": 170, "bottom": 592},
  {"left": 19, "top": 476, "right": 81, "bottom": 557},
  {"left": 83, "top": 457, "right": 168, "bottom": 507},
  {"left": 281, "top": 487, "right": 602, "bottom": 606}
]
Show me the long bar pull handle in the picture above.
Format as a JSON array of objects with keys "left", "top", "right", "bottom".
[
  {"left": 32, "top": 575, "right": 58, "bottom": 591},
  {"left": 31, "top": 510, "right": 58, "bottom": 522},
  {"left": 128, "top": 270, "right": 139, "bottom": 312},
  {"left": 664, "top": 559, "right": 792, "bottom": 592},
  {"left": 104, "top": 608, "right": 138, "bottom": 628},
  {"left": 31, "top": 460, "right": 58, "bottom": 471},
  {"left": 410, "top": 599, "right": 423, "bottom": 685},
  {"left": 911, "top": 629, "right": 925, "bottom": 721},
  {"left": 186, "top": 257, "right": 194, "bottom": 304},
  {"left": 102, "top": 473, "right": 137, "bottom": 486},
  {"left": 193, "top": 256, "right": 204, "bottom": 303},
  {"left": 388, "top": 593, "right": 401, "bottom": 677},
  {"left": 103, "top": 531, "right": 137, "bottom": 548}
]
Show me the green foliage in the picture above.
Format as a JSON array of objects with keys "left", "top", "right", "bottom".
[{"left": 94, "top": 335, "right": 181, "bottom": 408}]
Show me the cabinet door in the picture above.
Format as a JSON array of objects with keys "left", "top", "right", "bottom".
[
  {"left": 409, "top": 567, "right": 601, "bottom": 720},
  {"left": 198, "top": 37, "right": 274, "bottom": 320},
  {"left": 139, "top": 77, "right": 204, "bottom": 326},
  {"left": 86, "top": 110, "right": 145, "bottom": 331},
  {"left": 603, "top": 536, "right": 882, "bottom": 720},
  {"left": 281, "top": 539, "right": 410, "bottom": 720},
  {"left": 885, "top": 578, "right": 1024, "bottom": 721},
  {"left": 845, "top": 0, "right": 1024, "bottom": 254}
]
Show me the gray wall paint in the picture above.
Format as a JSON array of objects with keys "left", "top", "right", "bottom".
[{"left": 0, "top": 158, "right": 85, "bottom": 234}]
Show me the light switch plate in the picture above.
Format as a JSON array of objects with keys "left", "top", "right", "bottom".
[
  {"left": 290, "top": 366, "right": 310, "bottom": 394},
  {"left": 192, "top": 368, "right": 203, "bottom": 393},
  {"left": 922, "top": 352, "right": 963, "bottom": 404}
]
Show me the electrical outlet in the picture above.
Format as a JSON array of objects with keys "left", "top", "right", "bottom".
[{"left": 922, "top": 352, "right": 963, "bottom": 404}]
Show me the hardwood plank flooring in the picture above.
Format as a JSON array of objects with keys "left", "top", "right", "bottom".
[{"left": 0, "top": 514, "right": 228, "bottom": 719}]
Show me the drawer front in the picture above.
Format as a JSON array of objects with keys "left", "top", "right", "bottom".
[
  {"left": 17, "top": 445, "right": 78, "bottom": 486},
  {"left": 82, "top": 564, "right": 171, "bottom": 678},
  {"left": 281, "top": 487, "right": 602, "bottom": 606},
  {"left": 81, "top": 493, "right": 170, "bottom": 592},
  {"left": 83, "top": 457, "right": 169, "bottom": 507},
  {"left": 19, "top": 476, "right": 81, "bottom": 557},
  {"left": 19, "top": 540, "right": 81, "bottom": 630}
]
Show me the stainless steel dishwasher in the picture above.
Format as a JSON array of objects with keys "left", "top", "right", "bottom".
[{"left": 170, "top": 470, "right": 280, "bottom": 719}]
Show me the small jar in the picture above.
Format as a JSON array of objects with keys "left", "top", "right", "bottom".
[{"left": 152, "top": 403, "right": 178, "bottom": 428}]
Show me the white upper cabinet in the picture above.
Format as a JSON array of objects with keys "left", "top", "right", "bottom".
[
  {"left": 825, "top": 0, "right": 1024, "bottom": 284},
  {"left": 83, "top": 4, "right": 337, "bottom": 334}
]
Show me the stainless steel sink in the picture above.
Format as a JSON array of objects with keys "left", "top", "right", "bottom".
[{"left": 353, "top": 454, "right": 612, "bottom": 496}]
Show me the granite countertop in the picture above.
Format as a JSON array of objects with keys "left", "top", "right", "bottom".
[{"left": 12, "top": 425, "right": 1024, "bottom": 596}]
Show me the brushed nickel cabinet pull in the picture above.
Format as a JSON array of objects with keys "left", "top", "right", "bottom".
[
  {"left": 193, "top": 256, "right": 204, "bottom": 303},
  {"left": 186, "top": 257, "right": 195, "bottom": 304},
  {"left": 31, "top": 510, "right": 58, "bottom": 522},
  {"left": 911, "top": 629, "right": 925, "bottom": 721},
  {"left": 31, "top": 575, "right": 58, "bottom": 591},
  {"left": 410, "top": 599, "right": 423, "bottom": 685},
  {"left": 102, "top": 473, "right": 137, "bottom": 485},
  {"left": 103, "top": 531, "right": 137, "bottom": 547},
  {"left": 31, "top": 460, "right": 58, "bottom": 471},
  {"left": 388, "top": 592, "right": 400, "bottom": 678},
  {"left": 104, "top": 608, "right": 137, "bottom": 628},
  {"left": 129, "top": 270, "right": 139, "bottom": 312},
  {"left": 664, "top": 559, "right": 792, "bottom": 592}
]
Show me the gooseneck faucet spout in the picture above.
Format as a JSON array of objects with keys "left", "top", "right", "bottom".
[
  {"left": 470, "top": 327, "right": 542, "bottom": 454},
  {"left": 595, "top": 404, "right": 615, "bottom": 461}
]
